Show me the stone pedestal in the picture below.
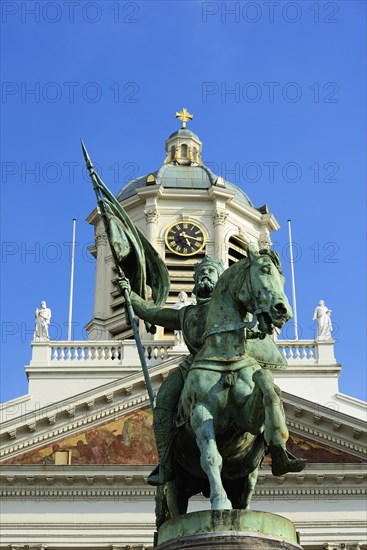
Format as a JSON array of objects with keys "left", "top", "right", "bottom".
[{"left": 155, "top": 510, "right": 303, "bottom": 549}]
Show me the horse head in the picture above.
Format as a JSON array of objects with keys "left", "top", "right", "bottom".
[{"left": 243, "top": 246, "right": 292, "bottom": 335}]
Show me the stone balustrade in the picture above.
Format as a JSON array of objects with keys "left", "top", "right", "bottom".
[
  {"left": 277, "top": 340, "right": 317, "bottom": 363},
  {"left": 33, "top": 340, "right": 174, "bottom": 368},
  {"left": 30, "top": 338, "right": 336, "bottom": 368},
  {"left": 50, "top": 342, "right": 124, "bottom": 364},
  {"left": 277, "top": 338, "right": 336, "bottom": 365}
]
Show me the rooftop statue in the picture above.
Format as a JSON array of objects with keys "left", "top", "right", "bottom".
[
  {"left": 313, "top": 299, "right": 333, "bottom": 341},
  {"left": 33, "top": 301, "right": 51, "bottom": 341}
]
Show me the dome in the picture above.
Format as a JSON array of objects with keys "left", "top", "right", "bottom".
[
  {"left": 167, "top": 128, "right": 201, "bottom": 142},
  {"left": 116, "top": 109, "right": 253, "bottom": 207},
  {"left": 116, "top": 163, "right": 253, "bottom": 207}
]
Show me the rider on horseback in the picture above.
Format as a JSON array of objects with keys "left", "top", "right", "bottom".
[
  {"left": 118, "top": 256, "right": 224, "bottom": 484},
  {"left": 117, "top": 255, "right": 305, "bottom": 487}
]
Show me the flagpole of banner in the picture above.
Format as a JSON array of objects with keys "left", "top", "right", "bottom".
[{"left": 81, "top": 140, "right": 155, "bottom": 408}]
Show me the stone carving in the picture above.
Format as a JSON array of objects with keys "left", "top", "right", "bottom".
[
  {"left": 313, "top": 300, "right": 333, "bottom": 341},
  {"left": 144, "top": 208, "right": 159, "bottom": 224},
  {"left": 212, "top": 210, "right": 228, "bottom": 226},
  {"left": 33, "top": 301, "right": 51, "bottom": 341},
  {"left": 259, "top": 228, "right": 272, "bottom": 250},
  {"left": 95, "top": 229, "right": 108, "bottom": 246},
  {"left": 172, "top": 292, "right": 190, "bottom": 346}
]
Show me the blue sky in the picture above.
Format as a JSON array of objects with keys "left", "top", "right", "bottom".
[{"left": 1, "top": 0, "right": 366, "bottom": 403}]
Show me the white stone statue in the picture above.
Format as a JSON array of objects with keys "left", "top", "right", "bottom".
[
  {"left": 34, "top": 301, "right": 51, "bottom": 341},
  {"left": 172, "top": 291, "right": 190, "bottom": 346},
  {"left": 313, "top": 300, "right": 333, "bottom": 341}
]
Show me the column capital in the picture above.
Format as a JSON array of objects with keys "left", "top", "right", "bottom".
[
  {"left": 144, "top": 207, "right": 159, "bottom": 224},
  {"left": 259, "top": 227, "right": 272, "bottom": 250},
  {"left": 95, "top": 230, "right": 108, "bottom": 246},
  {"left": 213, "top": 209, "right": 228, "bottom": 226}
]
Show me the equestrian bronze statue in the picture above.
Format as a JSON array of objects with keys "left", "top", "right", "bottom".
[{"left": 117, "top": 248, "right": 305, "bottom": 528}]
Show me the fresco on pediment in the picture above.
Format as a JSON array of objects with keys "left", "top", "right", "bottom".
[
  {"left": 286, "top": 433, "right": 365, "bottom": 464},
  {"left": 3, "top": 412, "right": 364, "bottom": 466},
  {"left": 3, "top": 407, "right": 158, "bottom": 465}
]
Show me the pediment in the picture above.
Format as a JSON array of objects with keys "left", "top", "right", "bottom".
[
  {"left": 1, "top": 359, "right": 366, "bottom": 465},
  {"left": 2, "top": 407, "right": 157, "bottom": 466},
  {"left": 6, "top": 414, "right": 364, "bottom": 467}
]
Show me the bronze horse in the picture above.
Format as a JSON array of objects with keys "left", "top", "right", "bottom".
[{"left": 156, "top": 248, "right": 305, "bottom": 526}]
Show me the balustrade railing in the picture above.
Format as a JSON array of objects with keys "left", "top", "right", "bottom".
[
  {"left": 31, "top": 338, "right": 335, "bottom": 368},
  {"left": 277, "top": 340, "right": 317, "bottom": 363},
  {"left": 46, "top": 340, "right": 173, "bottom": 367},
  {"left": 50, "top": 342, "right": 124, "bottom": 364}
]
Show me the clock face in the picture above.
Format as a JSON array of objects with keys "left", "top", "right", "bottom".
[{"left": 165, "top": 221, "right": 206, "bottom": 256}]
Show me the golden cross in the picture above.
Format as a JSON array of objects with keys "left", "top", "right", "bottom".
[{"left": 176, "top": 108, "right": 193, "bottom": 129}]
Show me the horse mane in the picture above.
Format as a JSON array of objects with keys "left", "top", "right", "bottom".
[
  {"left": 211, "top": 256, "right": 251, "bottom": 299},
  {"left": 259, "top": 249, "right": 283, "bottom": 274}
]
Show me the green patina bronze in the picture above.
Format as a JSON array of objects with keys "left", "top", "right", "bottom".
[
  {"left": 84, "top": 139, "right": 305, "bottom": 541},
  {"left": 117, "top": 248, "right": 306, "bottom": 529},
  {"left": 156, "top": 509, "right": 302, "bottom": 549}
]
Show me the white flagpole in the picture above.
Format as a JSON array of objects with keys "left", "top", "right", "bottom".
[
  {"left": 287, "top": 219, "right": 299, "bottom": 340},
  {"left": 67, "top": 218, "right": 76, "bottom": 341}
]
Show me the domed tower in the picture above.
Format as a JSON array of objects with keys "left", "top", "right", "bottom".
[{"left": 86, "top": 109, "right": 279, "bottom": 341}]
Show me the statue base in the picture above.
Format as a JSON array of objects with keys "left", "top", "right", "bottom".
[{"left": 155, "top": 510, "right": 303, "bottom": 549}]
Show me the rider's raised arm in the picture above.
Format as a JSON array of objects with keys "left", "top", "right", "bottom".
[
  {"left": 115, "top": 278, "right": 181, "bottom": 330},
  {"left": 131, "top": 292, "right": 181, "bottom": 330}
]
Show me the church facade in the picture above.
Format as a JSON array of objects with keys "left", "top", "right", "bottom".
[{"left": 1, "top": 111, "right": 366, "bottom": 550}]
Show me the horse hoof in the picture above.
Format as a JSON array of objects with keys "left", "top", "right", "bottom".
[{"left": 211, "top": 497, "right": 232, "bottom": 510}]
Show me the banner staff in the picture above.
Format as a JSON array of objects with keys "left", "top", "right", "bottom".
[
  {"left": 81, "top": 140, "right": 155, "bottom": 408},
  {"left": 287, "top": 219, "right": 299, "bottom": 340},
  {"left": 67, "top": 218, "right": 77, "bottom": 341}
]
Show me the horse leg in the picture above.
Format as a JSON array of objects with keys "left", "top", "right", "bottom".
[
  {"left": 242, "top": 467, "right": 259, "bottom": 509},
  {"left": 252, "top": 369, "right": 306, "bottom": 475},
  {"left": 224, "top": 467, "right": 258, "bottom": 510},
  {"left": 191, "top": 404, "right": 232, "bottom": 510}
]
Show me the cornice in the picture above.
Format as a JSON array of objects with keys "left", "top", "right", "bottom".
[
  {"left": 260, "top": 212, "right": 280, "bottom": 231},
  {"left": 207, "top": 185, "right": 236, "bottom": 202},
  {"left": 283, "top": 391, "right": 367, "bottom": 432},
  {"left": 1, "top": 464, "right": 365, "bottom": 499},
  {"left": 283, "top": 394, "right": 366, "bottom": 459}
]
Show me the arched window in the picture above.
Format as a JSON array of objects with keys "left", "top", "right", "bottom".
[
  {"left": 170, "top": 146, "right": 175, "bottom": 160},
  {"left": 181, "top": 144, "right": 188, "bottom": 157},
  {"left": 228, "top": 235, "right": 247, "bottom": 266}
]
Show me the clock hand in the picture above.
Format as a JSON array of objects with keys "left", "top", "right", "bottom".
[
  {"left": 181, "top": 231, "right": 202, "bottom": 242},
  {"left": 179, "top": 232, "right": 191, "bottom": 246}
]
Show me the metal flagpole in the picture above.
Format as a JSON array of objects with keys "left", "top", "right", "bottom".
[
  {"left": 287, "top": 219, "right": 299, "bottom": 340},
  {"left": 67, "top": 218, "right": 77, "bottom": 341}
]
